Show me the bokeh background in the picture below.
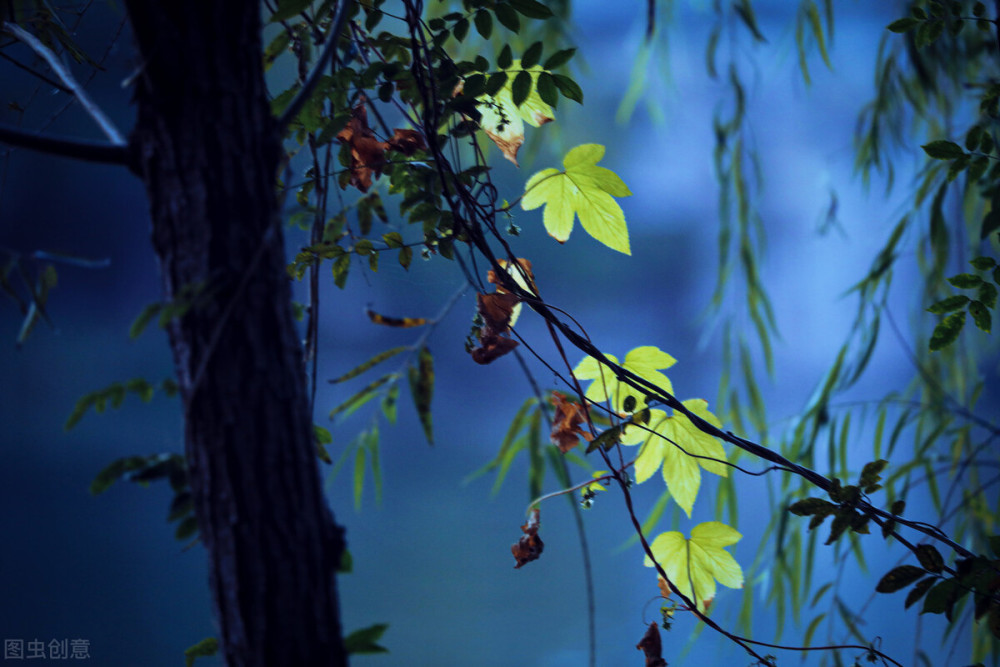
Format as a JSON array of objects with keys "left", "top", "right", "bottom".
[{"left": 1, "top": 2, "right": 989, "bottom": 665}]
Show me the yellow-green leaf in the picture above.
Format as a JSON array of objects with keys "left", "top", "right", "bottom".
[
  {"left": 644, "top": 521, "right": 744, "bottom": 611},
  {"left": 622, "top": 399, "right": 727, "bottom": 517},
  {"left": 522, "top": 144, "right": 632, "bottom": 255},
  {"left": 475, "top": 60, "right": 554, "bottom": 166},
  {"left": 573, "top": 345, "right": 672, "bottom": 413}
]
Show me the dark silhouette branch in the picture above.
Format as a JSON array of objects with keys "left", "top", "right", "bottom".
[{"left": 0, "top": 123, "right": 129, "bottom": 165}]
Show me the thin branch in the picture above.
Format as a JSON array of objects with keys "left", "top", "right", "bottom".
[
  {"left": 0, "top": 122, "right": 128, "bottom": 164},
  {"left": 0, "top": 49, "right": 71, "bottom": 93},
  {"left": 277, "top": 0, "right": 354, "bottom": 132},
  {"left": 3, "top": 22, "right": 125, "bottom": 145}
]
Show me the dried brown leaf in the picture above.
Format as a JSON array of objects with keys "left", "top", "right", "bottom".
[{"left": 512, "top": 508, "right": 543, "bottom": 568}]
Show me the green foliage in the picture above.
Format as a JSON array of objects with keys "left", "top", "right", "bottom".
[
  {"left": 90, "top": 452, "right": 195, "bottom": 542},
  {"left": 928, "top": 256, "right": 999, "bottom": 349},
  {"left": 65, "top": 377, "right": 178, "bottom": 430},
  {"left": 344, "top": 623, "right": 390, "bottom": 654},
  {"left": 407, "top": 346, "right": 434, "bottom": 445},
  {"left": 877, "top": 545, "right": 1000, "bottom": 637},
  {"left": 182, "top": 637, "right": 218, "bottom": 667},
  {"left": 521, "top": 144, "right": 632, "bottom": 254}
]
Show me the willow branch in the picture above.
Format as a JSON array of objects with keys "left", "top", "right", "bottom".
[{"left": 3, "top": 22, "right": 125, "bottom": 145}]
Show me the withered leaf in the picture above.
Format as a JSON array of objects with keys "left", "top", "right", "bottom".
[
  {"left": 337, "top": 101, "right": 426, "bottom": 192},
  {"left": 386, "top": 128, "right": 426, "bottom": 156},
  {"left": 337, "top": 102, "right": 387, "bottom": 192},
  {"left": 366, "top": 308, "right": 428, "bottom": 328},
  {"left": 478, "top": 291, "right": 519, "bottom": 332},
  {"left": 471, "top": 336, "right": 519, "bottom": 365},
  {"left": 512, "top": 508, "right": 543, "bottom": 568},
  {"left": 469, "top": 291, "right": 521, "bottom": 365},
  {"left": 636, "top": 622, "right": 667, "bottom": 667},
  {"left": 657, "top": 577, "right": 671, "bottom": 599},
  {"left": 487, "top": 257, "right": 536, "bottom": 296},
  {"left": 549, "top": 391, "right": 593, "bottom": 453}
]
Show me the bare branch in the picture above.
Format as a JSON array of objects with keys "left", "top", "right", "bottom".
[
  {"left": 2, "top": 21, "right": 125, "bottom": 145},
  {"left": 0, "top": 122, "right": 128, "bottom": 164}
]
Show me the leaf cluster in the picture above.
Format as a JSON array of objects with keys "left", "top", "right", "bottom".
[
  {"left": 0, "top": 253, "right": 60, "bottom": 345},
  {"left": 876, "top": 537, "right": 1000, "bottom": 637},
  {"left": 64, "top": 377, "right": 178, "bottom": 431},
  {"left": 90, "top": 452, "right": 196, "bottom": 542},
  {"left": 927, "top": 255, "right": 999, "bottom": 350},
  {"left": 787, "top": 460, "right": 888, "bottom": 545},
  {"left": 887, "top": 2, "right": 989, "bottom": 48}
]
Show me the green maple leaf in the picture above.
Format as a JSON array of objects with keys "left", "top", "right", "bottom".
[
  {"left": 573, "top": 346, "right": 674, "bottom": 414},
  {"left": 620, "top": 400, "right": 727, "bottom": 517},
  {"left": 644, "top": 521, "right": 743, "bottom": 612},
  {"left": 522, "top": 144, "right": 632, "bottom": 255}
]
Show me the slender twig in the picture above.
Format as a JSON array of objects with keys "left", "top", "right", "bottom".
[
  {"left": 0, "top": 50, "right": 71, "bottom": 92},
  {"left": 524, "top": 473, "right": 616, "bottom": 514},
  {"left": 3, "top": 22, "right": 125, "bottom": 145},
  {"left": 0, "top": 122, "right": 128, "bottom": 164}
]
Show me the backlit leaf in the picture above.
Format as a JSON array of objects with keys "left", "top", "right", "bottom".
[
  {"left": 522, "top": 144, "right": 632, "bottom": 254},
  {"left": 475, "top": 60, "right": 554, "bottom": 165},
  {"left": 620, "top": 400, "right": 726, "bottom": 517},
  {"left": 644, "top": 521, "right": 743, "bottom": 612}
]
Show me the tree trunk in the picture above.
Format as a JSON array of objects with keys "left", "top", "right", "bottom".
[{"left": 123, "top": 2, "right": 348, "bottom": 665}]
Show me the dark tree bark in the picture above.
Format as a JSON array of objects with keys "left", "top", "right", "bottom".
[{"left": 123, "top": 2, "right": 348, "bottom": 665}]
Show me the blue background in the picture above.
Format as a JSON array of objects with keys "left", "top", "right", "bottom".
[{"left": 1, "top": 2, "right": 990, "bottom": 665}]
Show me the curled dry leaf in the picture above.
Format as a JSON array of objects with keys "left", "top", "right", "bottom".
[
  {"left": 336, "top": 103, "right": 386, "bottom": 192},
  {"left": 636, "top": 622, "right": 667, "bottom": 667},
  {"left": 511, "top": 508, "right": 543, "bottom": 569},
  {"left": 366, "top": 308, "right": 428, "bottom": 328},
  {"left": 657, "top": 577, "right": 671, "bottom": 599},
  {"left": 337, "top": 100, "right": 426, "bottom": 192},
  {"left": 549, "top": 391, "right": 593, "bottom": 453},
  {"left": 386, "top": 128, "right": 426, "bottom": 156},
  {"left": 470, "top": 291, "right": 520, "bottom": 364},
  {"left": 470, "top": 258, "right": 538, "bottom": 364},
  {"left": 487, "top": 257, "right": 537, "bottom": 297}
]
